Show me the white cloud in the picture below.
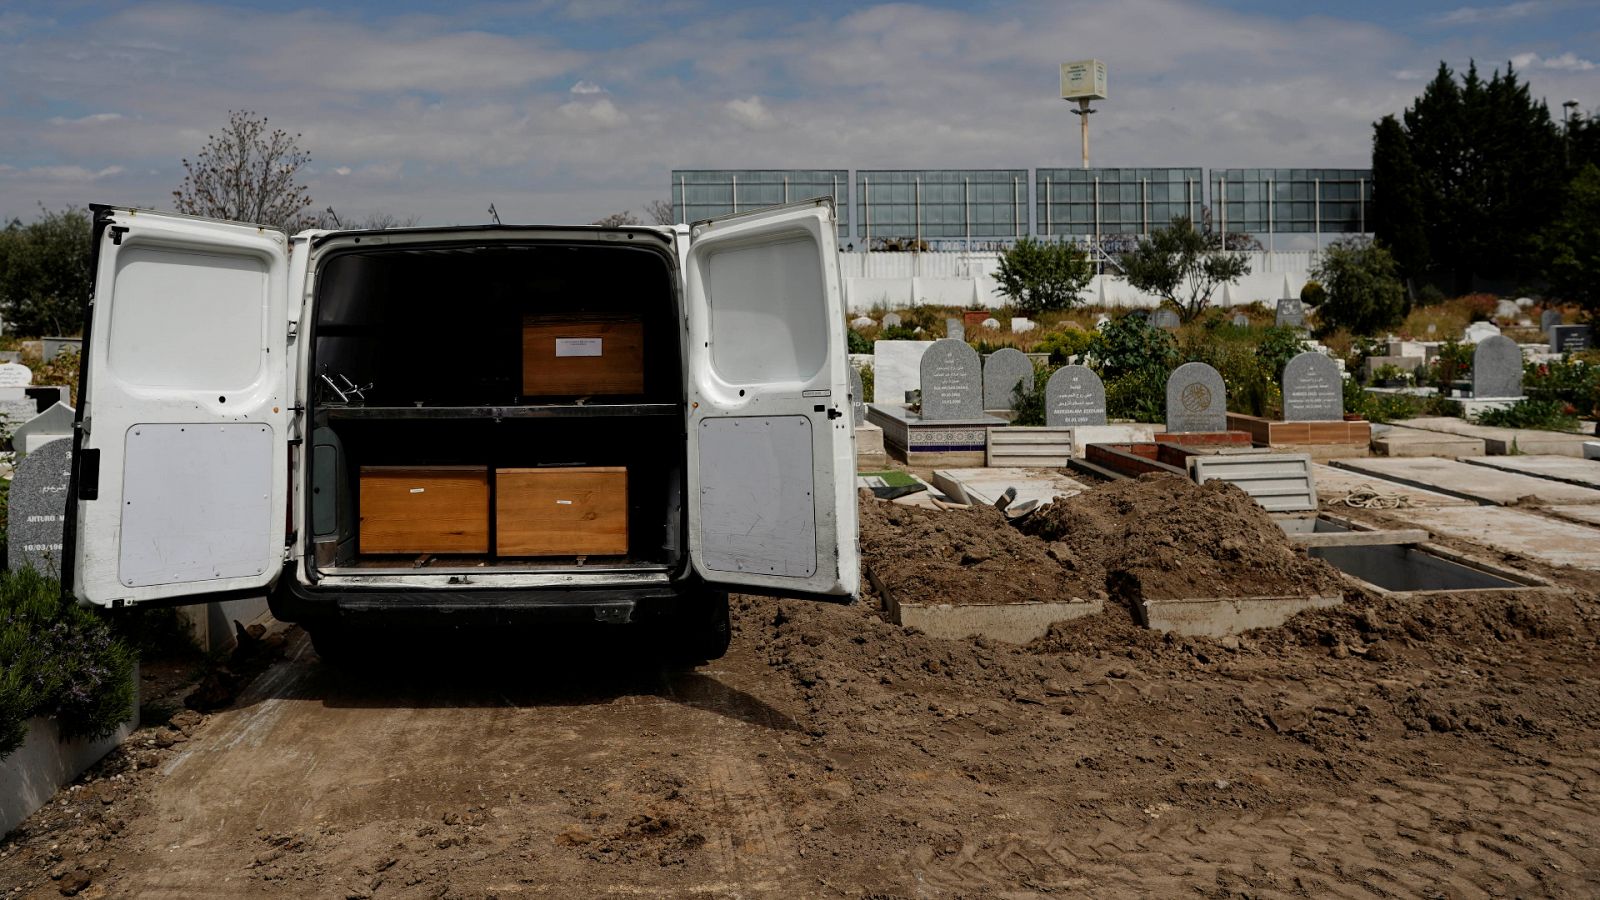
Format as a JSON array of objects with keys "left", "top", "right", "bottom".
[
  {"left": 724, "top": 95, "right": 774, "bottom": 129},
  {"left": 569, "top": 80, "right": 605, "bottom": 94},
  {"left": 558, "top": 97, "right": 628, "bottom": 128},
  {"left": 334, "top": 166, "right": 352, "bottom": 176},
  {"left": 1431, "top": 2, "right": 1549, "bottom": 26},
  {"left": 1510, "top": 51, "right": 1596, "bottom": 71},
  {"left": 47, "top": 113, "right": 125, "bottom": 126}
]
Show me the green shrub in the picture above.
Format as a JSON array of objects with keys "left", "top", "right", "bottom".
[
  {"left": 994, "top": 237, "right": 1094, "bottom": 314},
  {"left": 1343, "top": 378, "right": 1423, "bottom": 423},
  {"left": 1105, "top": 367, "right": 1168, "bottom": 423},
  {"left": 858, "top": 365, "right": 875, "bottom": 404},
  {"left": 846, "top": 329, "right": 872, "bottom": 354},
  {"left": 1033, "top": 328, "right": 1093, "bottom": 363},
  {"left": 1010, "top": 362, "right": 1053, "bottom": 426},
  {"left": 1084, "top": 314, "right": 1176, "bottom": 380},
  {"left": 1309, "top": 237, "right": 1409, "bottom": 336},
  {"left": 1476, "top": 398, "right": 1580, "bottom": 432},
  {"left": 1524, "top": 357, "right": 1600, "bottom": 419},
  {"left": 878, "top": 324, "right": 919, "bottom": 341},
  {"left": 1300, "top": 280, "right": 1326, "bottom": 306},
  {"left": 0, "top": 569, "right": 136, "bottom": 759}
]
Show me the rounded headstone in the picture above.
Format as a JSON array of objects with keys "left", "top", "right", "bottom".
[
  {"left": 1540, "top": 309, "right": 1562, "bottom": 332},
  {"left": 1231, "top": 313, "right": 1250, "bottom": 328},
  {"left": 881, "top": 312, "right": 902, "bottom": 328},
  {"left": 1281, "top": 351, "right": 1343, "bottom": 422},
  {"left": 918, "top": 339, "right": 983, "bottom": 420},
  {"left": 851, "top": 316, "right": 876, "bottom": 329},
  {"left": 1045, "top": 365, "right": 1107, "bottom": 427},
  {"left": 0, "top": 362, "right": 34, "bottom": 387},
  {"left": 1152, "top": 309, "right": 1181, "bottom": 329},
  {"left": 1471, "top": 334, "right": 1522, "bottom": 398},
  {"left": 7, "top": 438, "right": 72, "bottom": 576},
  {"left": 981, "top": 317, "right": 1000, "bottom": 329},
  {"left": 1274, "top": 297, "right": 1306, "bottom": 329},
  {"left": 981, "top": 348, "right": 1033, "bottom": 411},
  {"left": 1165, "top": 362, "right": 1227, "bottom": 433},
  {"left": 945, "top": 318, "right": 965, "bottom": 342},
  {"left": 1463, "top": 321, "right": 1500, "bottom": 344}
]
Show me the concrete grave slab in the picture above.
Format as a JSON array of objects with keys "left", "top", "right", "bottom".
[
  {"left": 1369, "top": 424, "right": 1486, "bottom": 457},
  {"left": 1136, "top": 594, "right": 1343, "bottom": 637},
  {"left": 1394, "top": 506, "right": 1600, "bottom": 570},
  {"left": 929, "top": 467, "right": 1088, "bottom": 509},
  {"left": 1399, "top": 417, "right": 1592, "bottom": 456},
  {"left": 1545, "top": 505, "right": 1600, "bottom": 527},
  {"left": 1332, "top": 457, "right": 1600, "bottom": 506},
  {"left": 1310, "top": 463, "right": 1475, "bottom": 507},
  {"left": 1459, "top": 455, "right": 1600, "bottom": 490}
]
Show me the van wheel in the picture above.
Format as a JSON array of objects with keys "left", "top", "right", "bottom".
[
  {"left": 308, "top": 624, "right": 357, "bottom": 665},
  {"left": 660, "top": 591, "right": 731, "bottom": 667}
]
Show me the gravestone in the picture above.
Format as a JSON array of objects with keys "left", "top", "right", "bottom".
[
  {"left": 1275, "top": 297, "right": 1306, "bottom": 329},
  {"left": 881, "top": 312, "right": 902, "bottom": 328},
  {"left": 872, "top": 340, "right": 930, "bottom": 407},
  {"left": 1550, "top": 324, "right": 1592, "bottom": 354},
  {"left": 0, "top": 363, "right": 37, "bottom": 431},
  {"left": 1152, "top": 309, "right": 1181, "bottom": 329},
  {"left": 850, "top": 315, "right": 876, "bottom": 329},
  {"left": 1010, "top": 317, "right": 1036, "bottom": 334},
  {"left": 1540, "top": 309, "right": 1562, "bottom": 333},
  {"left": 1493, "top": 299, "right": 1519, "bottom": 320},
  {"left": 1044, "top": 365, "right": 1107, "bottom": 427},
  {"left": 1281, "top": 351, "right": 1343, "bottom": 422},
  {"left": 0, "top": 351, "right": 18, "bottom": 364},
  {"left": 945, "top": 318, "right": 965, "bottom": 342},
  {"left": 1472, "top": 334, "right": 1522, "bottom": 398},
  {"left": 1463, "top": 321, "right": 1500, "bottom": 344},
  {"left": 848, "top": 367, "right": 865, "bottom": 426},
  {"left": 981, "top": 317, "right": 1000, "bottom": 329},
  {"left": 7, "top": 438, "right": 72, "bottom": 576},
  {"left": 1231, "top": 313, "right": 1250, "bottom": 328},
  {"left": 981, "top": 348, "right": 1033, "bottom": 411},
  {"left": 918, "top": 339, "right": 983, "bottom": 420},
  {"left": 42, "top": 337, "right": 81, "bottom": 360},
  {"left": 11, "top": 402, "right": 76, "bottom": 456},
  {"left": 1165, "top": 362, "right": 1227, "bottom": 433}
]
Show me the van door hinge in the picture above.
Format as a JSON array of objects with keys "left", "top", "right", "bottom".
[
  {"left": 287, "top": 321, "right": 298, "bottom": 338},
  {"left": 827, "top": 408, "right": 844, "bottom": 420},
  {"left": 108, "top": 226, "right": 128, "bottom": 246}
]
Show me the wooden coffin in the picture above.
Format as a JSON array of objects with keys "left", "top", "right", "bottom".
[
  {"left": 521, "top": 314, "right": 645, "bottom": 397},
  {"left": 496, "top": 466, "right": 628, "bottom": 557},
  {"left": 359, "top": 466, "right": 490, "bottom": 554}
]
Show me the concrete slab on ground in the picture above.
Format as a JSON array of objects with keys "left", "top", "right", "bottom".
[
  {"left": 1310, "top": 463, "right": 1475, "bottom": 507},
  {"left": 1393, "top": 506, "right": 1600, "bottom": 570},
  {"left": 930, "top": 468, "right": 1089, "bottom": 509},
  {"left": 1401, "top": 417, "right": 1593, "bottom": 456},
  {"left": 1136, "top": 594, "right": 1343, "bottom": 637},
  {"left": 885, "top": 595, "right": 1104, "bottom": 644},
  {"left": 1370, "top": 425, "right": 1486, "bottom": 458},
  {"left": 1544, "top": 505, "right": 1600, "bottom": 527},
  {"left": 1333, "top": 457, "right": 1600, "bottom": 506},
  {"left": 1459, "top": 455, "right": 1600, "bottom": 490},
  {"left": 856, "top": 472, "right": 943, "bottom": 509}
]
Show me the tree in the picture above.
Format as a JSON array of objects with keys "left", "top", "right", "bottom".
[
  {"left": 1541, "top": 163, "right": 1600, "bottom": 314},
  {"left": 590, "top": 211, "right": 640, "bottom": 227},
  {"left": 993, "top": 236, "right": 1094, "bottom": 315},
  {"left": 1371, "top": 114, "right": 1429, "bottom": 289},
  {"left": 1307, "top": 237, "right": 1409, "bottom": 336},
  {"left": 0, "top": 207, "right": 92, "bottom": 336},
  {"left": 1120, "top": 215, "right": 1250, "bottom": 322},
  {"left": 1376, "top": 62, "right": 1565, "bottom": 294},
  {"left": 646, "top": 200, "right": 676, "bottom": 226},
  {"left": 174, "top": 110, "right": 314, "bottom": 232},
  {"left": 312, "top": 207, "right": 419, "bottom": 230}
]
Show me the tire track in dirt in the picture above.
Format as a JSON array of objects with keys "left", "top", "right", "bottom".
[{"left": 913, "top": 753, "right": 1600, "bottom": 896}]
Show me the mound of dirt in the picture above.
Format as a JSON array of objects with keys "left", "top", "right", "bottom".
[
  {"left": 1021, "top": 473, "right": 1346, "bottom": 602},
  {"left": 858, "top": 490, "right": 1102, "bottom": 605}
]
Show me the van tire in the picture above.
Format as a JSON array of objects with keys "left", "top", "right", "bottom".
[
  {"left": 307, "top": 623, "right": 357, "bottom": 666},
  {"left": 660, "top": 591, "right": 731, "bottom": 667}
]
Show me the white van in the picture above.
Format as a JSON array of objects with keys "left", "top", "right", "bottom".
[{"left": 64, "top": 200, "right": 859, "bottom": 662}]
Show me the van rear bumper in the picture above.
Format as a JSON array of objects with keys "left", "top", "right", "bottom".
[{"left": 269, "top": 566, "right": 706, "bottom": 629}]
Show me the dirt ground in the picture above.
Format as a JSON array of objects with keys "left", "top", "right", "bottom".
[{"left": 5, "top": 484, "right": 1600, "bottom": 897}]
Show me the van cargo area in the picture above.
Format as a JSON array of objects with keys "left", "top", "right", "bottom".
[{"left": 305, "top": 239, "right": 685, "bottom": 576}]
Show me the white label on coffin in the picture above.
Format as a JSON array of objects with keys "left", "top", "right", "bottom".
[{"left": 555, "top": 338, "right": 603, "bottom": 357}]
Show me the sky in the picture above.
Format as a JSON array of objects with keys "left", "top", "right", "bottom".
[{"left": 0, "top": 0, "right": 1597, "bottom": 226}]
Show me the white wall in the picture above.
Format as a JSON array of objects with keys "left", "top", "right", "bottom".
[{"left": 842, "top": 250, "right": 1315, "bottom": 313}]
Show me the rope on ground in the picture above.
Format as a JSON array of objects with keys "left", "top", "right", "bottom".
[{"left": 1335, "top": 484, "right": 1412, "bottom": 510}]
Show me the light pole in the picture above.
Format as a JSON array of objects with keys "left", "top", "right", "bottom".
[{"left": 1061, "top": 60, "right": 1108, "bottom": 170}]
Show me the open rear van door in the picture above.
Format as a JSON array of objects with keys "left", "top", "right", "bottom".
[
  {"left": 67, "top": 207, "right": 291, "bottom": 608},
  {"left": 682, "top": 199, "right": 859, "bottom": 601}
]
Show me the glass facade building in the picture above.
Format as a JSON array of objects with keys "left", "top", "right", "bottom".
[
  {"left": 1209, "top": 168, "right": 1372, "bottom": 234},
  {"left": 670, "top": 170, "right": 849, "bottom": 238},
  {"left": 855, "top": 169, "right": 1028, "bottom": 242},
  {"left": 1035, "top": 168, "right": 1203, "bottom": 237}
]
